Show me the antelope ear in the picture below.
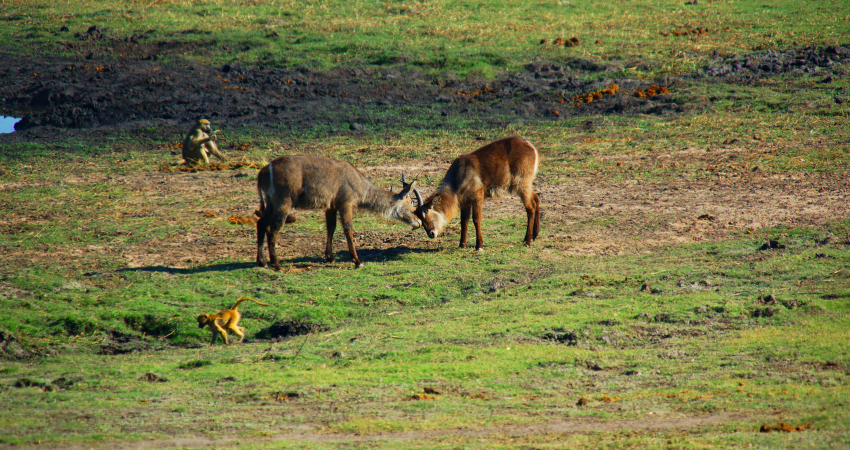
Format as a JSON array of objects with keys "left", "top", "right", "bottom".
[{"left": 405, "top": 180, "right": 417, "bottom": 194}]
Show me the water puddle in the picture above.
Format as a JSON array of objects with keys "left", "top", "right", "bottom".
[{"left": 0, "top": 116, "right": 22, "bottom": 134}]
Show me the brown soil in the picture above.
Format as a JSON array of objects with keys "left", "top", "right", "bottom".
[
  {"left": 1, "top": 148, "right": 845, "bottom": 274},
  {"left": 0, "top": 45, "right": 847, "bottom": 141}
]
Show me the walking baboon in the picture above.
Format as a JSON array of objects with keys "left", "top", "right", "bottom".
[{"left": 196, "top": 297, "right": 270, "bottom": 345}]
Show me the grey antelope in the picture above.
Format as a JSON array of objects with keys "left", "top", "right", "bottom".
[
  {"left": 256, "top": 155, "right": 422, "bottom": 269},
  {"left": 414, "top": 137, "right": 541, "bottom": 250}
]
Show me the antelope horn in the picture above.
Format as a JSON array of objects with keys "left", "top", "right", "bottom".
[
  {"left": 413, "top": 188, "right": 423, "bottom": 207},
  {"left": 401, "top": 173, "right": 408, "bottom": 185}
]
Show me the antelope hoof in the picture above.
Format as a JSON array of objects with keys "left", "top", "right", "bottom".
[
  {"left": 272, "top": 263, "right": 282, "bottom": 271},
  {"left": 475, "top": 247, "right": 484, "bottom": 252},
  {"left": 355, "top": 263, "right": 365, "bottom": 269},
  {"left": 257, "top": 260, "right": 267, "bottom": 268}
]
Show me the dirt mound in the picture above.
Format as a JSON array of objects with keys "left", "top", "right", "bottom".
[
  {"left": 703, "top": 45, "right": 850, "bottom": 78},
  {"left": 98, "top": 329, "right": 156, "bottom": 355},
  {"left": 259, "top": 319, "right": 329, "bottom": 339},
  {"left": 0, "top": 330, "right": 37, "bottom": 360}
]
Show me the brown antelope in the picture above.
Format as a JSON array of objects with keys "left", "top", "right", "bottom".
[
  {"left": 256, "top": 155, "right": 421, "bottom": 269},
  {"left": 413, "top": 136, "right": 541, "bottom": 251}
]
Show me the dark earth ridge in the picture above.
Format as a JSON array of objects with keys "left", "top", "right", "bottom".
[{"left": 1, "top": 44, "right": 847, "bottom": 146}]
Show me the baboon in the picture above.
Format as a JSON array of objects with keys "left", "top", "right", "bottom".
[
  {"left": 182, "top": 119, "right": 227, "bottom": 165},
  {"left": 196, "top": 297, "right": 269, "bottom": 345}
]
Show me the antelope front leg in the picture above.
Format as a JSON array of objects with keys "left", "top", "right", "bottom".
[
  {"left": 324, "top": 209, "right": 337, "bottom": 262},
  {"left": 339, "top": 207, "right": 364, "bottom": 268}
]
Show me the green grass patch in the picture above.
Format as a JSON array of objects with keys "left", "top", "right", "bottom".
[{"left": 2, "top": 0, "right": 849, "bottom": 78}]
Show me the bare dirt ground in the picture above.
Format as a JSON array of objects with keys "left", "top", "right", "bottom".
[
  {"left": 1, "top": 44, "right": 848, "bottom": 141},
  {"left": 3, "top": 150, "right": 845, "bottom": 274}
]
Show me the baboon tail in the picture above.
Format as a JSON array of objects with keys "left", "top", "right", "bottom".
[{"left": 232, "top": 297, "right": 271, "bottom": 310}]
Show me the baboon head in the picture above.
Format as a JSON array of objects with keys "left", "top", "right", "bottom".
[
  {"left": 198, "top": 119, "right": 212, "bottom": 134},
  {"left": 197, "top": 314, "right": 211, "bottom": 328}
]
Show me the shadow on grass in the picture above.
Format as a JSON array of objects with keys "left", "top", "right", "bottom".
[{"left": 118, "top": 246, "right": 437, "bottom": 274}]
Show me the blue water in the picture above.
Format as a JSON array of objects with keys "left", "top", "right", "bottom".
[{"left": 0, "top": 116, "right": 22, "bottom": 133}]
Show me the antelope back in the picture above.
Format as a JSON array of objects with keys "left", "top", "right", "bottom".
[
  {"left": 462, "top": 136, "right": 539, "bottom": 195},
  {"left": 258, "top": 156, "right": 367, "bottom": 211}
]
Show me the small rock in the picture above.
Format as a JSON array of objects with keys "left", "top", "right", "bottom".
[
  {"left": 349, "top": 122, "right": 365, "bottom": 131},
  {"left": 751, "top": 307, "right": 778, "bottom": 318},
  {"left": 577, "top": 397, "right": 588, "bottom": 406},
  {"left": 761, "top": 293, "right": 778, "bottom": 304},
  {"left": 138, "top": 373, "right": 168, "bottom": 382},
  {"left": 759, "top": 240, "right": 785, "bottom": 251}
]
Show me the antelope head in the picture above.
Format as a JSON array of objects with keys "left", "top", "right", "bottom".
[{"left": 413, "top": 189, "right": 448, "bottom": 239}]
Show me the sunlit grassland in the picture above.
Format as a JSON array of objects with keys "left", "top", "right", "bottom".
[
  {"left": 1, "top": 0, "right": 850, "bottom": 447},
  {"left": 1, "top": 221, "right": 849, "bottom": 447},
  {"left": 1, "top": 0, "right": 848, "bottom": 77}
]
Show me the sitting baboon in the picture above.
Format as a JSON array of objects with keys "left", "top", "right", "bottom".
[{"left": 182, "top": 119, "right": 227, "bottom": 165}]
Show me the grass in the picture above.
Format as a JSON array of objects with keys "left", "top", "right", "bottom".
[
  {"left": 2, "top": 0, "right": 850, "bottom": 448},
  {"left": 1, "top": 0, "right": 849, "bottom": 78},
  {"left": 1, "top": 189, "right": 849, "bottom": 447}
]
